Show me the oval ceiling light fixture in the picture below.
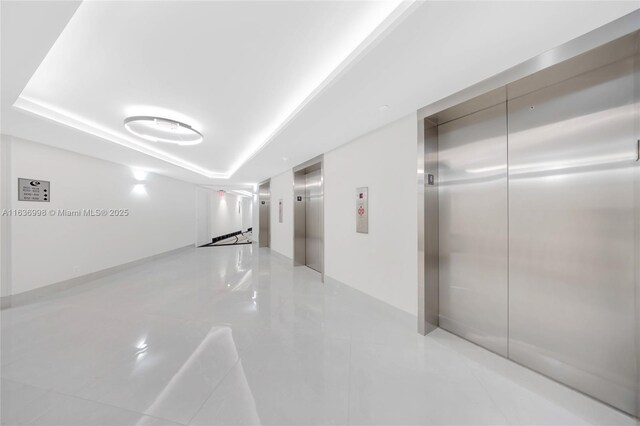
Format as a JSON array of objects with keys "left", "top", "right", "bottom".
[{"left": 124, "top": 116, "right": 203, "bottom": 146}]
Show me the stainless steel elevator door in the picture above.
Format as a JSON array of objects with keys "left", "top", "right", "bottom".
[
  {"left": 438, "top": 103, "right": 509, "bottom": 356},
  {"left": 258, "top": 184, "right": 270, "bottom": 248},
  {"left": 508, "top": 56, "right": 638, "bottom": 414},
  {"left": 305, "top": 169, "right": 322, "bottom": 272}
]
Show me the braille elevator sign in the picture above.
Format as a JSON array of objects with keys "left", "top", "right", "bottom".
[{"left": 18, "top": 178, "right": 50, "bottom": 202}]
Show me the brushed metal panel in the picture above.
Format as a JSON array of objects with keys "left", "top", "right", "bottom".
[
  {"left": 438, "top": 103, "right": 509, "bottom": 356},
  {"left": 418, "top": 10, "right": 640, "bottom": 121},
  {"left": 634, "top": 42, "right": 640, "bottom": 419},
  {"left": 436, "top": 87, "right": 506, "bottom": 126},
  {"left": 508, "top": 56, "right": 638, "bottom": 415},
  {"left": 422, "top": 119, "right": 440, "bottom": 334},
  {"left": 355, "top": 187, "right": 368, "bottom": 234},
  {"left": 258, "top": 181, "right": 270, "bottom": 248},
  {"left": 293, "top": 155, "right": 323, "bottom": 173},
  {"left": 508, "top": 32, "right": 639, "bottom": 100},
  {"left": 417, "top": 118, "right": 426, "bottom": 335},
  {"left": 293, "top": 171, "right": 306, "bottom": 265},
  {"left": 305, "top": 169, "right": 323, "bottom": 272}
]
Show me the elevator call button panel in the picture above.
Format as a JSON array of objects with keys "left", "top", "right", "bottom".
[
  {"left": 356, "top": 187, "right": 368, "bottom": 234},
  {"left": 18, "top": 178, "right": 50, "bottom": 202}
]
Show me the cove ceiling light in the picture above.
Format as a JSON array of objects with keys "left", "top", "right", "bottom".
[
  {"left": 14, "top": 1, "right": 415, "bottom": 179},
  {"left": 124, "top": 116, "right": 203, "bottom": 146}
]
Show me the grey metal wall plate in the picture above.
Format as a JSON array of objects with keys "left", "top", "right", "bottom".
[
  {"left": 18, "top": 178, "right": 50, "bottom": 202},
  {"left": 356, "top": 187, "right": 368, "bottom": 234}
]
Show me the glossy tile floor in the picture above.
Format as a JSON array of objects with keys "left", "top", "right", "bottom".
[{"left": 1, "top": 245, "right": 637, "bottom": 425}]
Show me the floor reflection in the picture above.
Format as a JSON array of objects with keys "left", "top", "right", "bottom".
[{"left": 1, "top": 245, "right": 635, "bottom": 425}]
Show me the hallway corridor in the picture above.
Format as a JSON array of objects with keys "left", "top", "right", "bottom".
[{"left": 1, "top": 246, "right": 634, "bottom": 425}]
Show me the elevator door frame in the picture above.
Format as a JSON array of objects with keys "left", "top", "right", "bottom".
[
  {"left": 293, "top": 155, "right": 324, "bottom": 279},
  {"left": 416, "top": 14, "right": 640, "bottom": 417},
  {"left": 258, "top": 180, "right": 270, "bottom": 248}
]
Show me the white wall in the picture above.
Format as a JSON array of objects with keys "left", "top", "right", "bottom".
[
  {"left": 0, "top": 138, "right": 10, "bottom": 298},
  {"left": 241, "top": 197, "right": 252, "bottom": 231},
  {"left": 324, "top": 114, "right": 418, "bottom": 315},
  {"left": 195, "top": 189, "right": 252, "bottom": 245},
  {"left": 262, "top": 114, "right": 418, "bottom": 315},
  {"left": 3, "top": 135, "right": 196, "bottom": 296},
  {"left": 209, "top": 191, "right": 243, "bottom": 238},
  {"left": 269, "top": 170, "right": 294, "bottom": 259},
  {"left": 195, "top": 187, "right": 211, "bottom": 246}
]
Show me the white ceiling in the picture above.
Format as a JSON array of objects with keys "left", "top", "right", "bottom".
[{"left": 2, "top": 1, "right": 639, "bottom": 186}]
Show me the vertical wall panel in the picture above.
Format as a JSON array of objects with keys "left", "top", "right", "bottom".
[
  {"left": 634, "top": 43, "right": 640, "bottom": 419},
  {"left": 508, "top": 56, "right": 638, "bottom": 414},
  {"left": 258, "top": 182, "right": 270, "bottom": 248},
  {"left": 420, "top": 120, "right": 440, "bottom": 334},
  {"left": 293, "top": 171, "right": 306, "bottom": 266},
  {"left": 305, "top": 169, "right": 323, "bottom": 272},
  {"left": 438, "top": 103, "right": 509, "bottom": 356}
]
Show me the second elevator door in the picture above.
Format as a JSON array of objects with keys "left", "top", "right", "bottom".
[
  {"left": 507, "top": 55, "right": 638, "bottom": 414},
  {"left": 438, "top": 103, "right": 509, "bottom": 356},
  {"left": 305, "top": 169, "right": 322, "bottom": 272},
  {"left": 431, "top": 38, "right": 639, "bottom": 416}
]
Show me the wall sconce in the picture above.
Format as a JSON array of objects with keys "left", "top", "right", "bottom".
[
  {"left": 132, "top": 169, "right": 148, "bottom": 182},
  {"left": 132, "top": 183, "right": 148, "bottom": 196}
]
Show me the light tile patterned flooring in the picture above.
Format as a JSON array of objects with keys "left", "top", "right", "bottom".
[{"left": 1, "top": 246, "right": 636, "bottom": 425}]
